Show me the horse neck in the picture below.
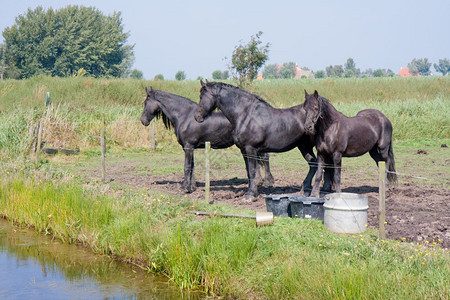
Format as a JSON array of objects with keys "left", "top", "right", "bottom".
[
  {"left": 217, "top": 87, "right": 260, "bottom": 122},
  {"left": 319, "top": 98, "right": 343, "bottom": 129},
  {"left": 155, "top": 92, "right": 195, "bottom": 125}
]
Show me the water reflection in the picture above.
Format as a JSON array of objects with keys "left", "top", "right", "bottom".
[{"left": 0, "top": 218, "right": 202, "bottom": 299}]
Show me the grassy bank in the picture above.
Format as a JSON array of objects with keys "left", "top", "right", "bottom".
[
  {"left": 0, "top": 173, "right": 448, "bottom": 299},
  {"left": 0, "top": 76, "right": 449, "bottom": 160}
]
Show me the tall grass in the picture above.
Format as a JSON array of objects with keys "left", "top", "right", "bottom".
[
  {"left": 0, "top": 175, "right": 448, "bottom": 299},
  {"left": 0, "top": 76, "right": 449, "bottom": 159}
]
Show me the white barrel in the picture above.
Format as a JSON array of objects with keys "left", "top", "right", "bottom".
[{"left": 323, "top": 193, "right": 368, "bottom": 234}]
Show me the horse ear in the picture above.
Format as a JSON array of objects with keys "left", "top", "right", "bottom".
[
  {"left": 304, "top": 89, "right": 309, "bottom": 97},
  {"left": 205, "top": 79, "right": 209, "bottom": 83},
  {"left": 145, "top": 87, "right": 150, "bottom": 95},
  {"left": 314, "top": 90, "right": 319, "bottom": 99},
  {"left": 200, "top": 80, "right": 205, "bottom": 87}
]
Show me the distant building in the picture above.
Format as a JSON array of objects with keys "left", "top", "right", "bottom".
[
  {"left": 398, "top": 67, "right": 418, "bottom": 77},
  {"left": 258, "top": 63, "right": 315, "bottom": 79},
  {"left": 295, "top": 66, "right": 314, "bottom": 79}
]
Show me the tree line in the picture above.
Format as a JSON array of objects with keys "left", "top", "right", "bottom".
[
  {"left": 215, "top": 32, "right": 449, "bottom": 87},
  {"left": 1, "top": 8, "right": 449, "bottom": 83}
]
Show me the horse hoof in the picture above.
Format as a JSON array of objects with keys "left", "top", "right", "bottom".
[
  {"left": 262, "top": 178, "right": 275, "bottom": 188},
  {"left": 310, "top": 192, "right": 320, "bottom": 198},
  {"left": 243, "top": 194, "right": 257, "bottom": 203}
]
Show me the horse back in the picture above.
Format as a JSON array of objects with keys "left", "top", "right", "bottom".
[
  {"left": 355, "top": 109, "right": 393, "bottom": 133},
  {"left": 178, "top": 112, "right": 234, "bottom": 149},
  {"left": 335, "top": 109, "right": 392, "bottom": 156}
]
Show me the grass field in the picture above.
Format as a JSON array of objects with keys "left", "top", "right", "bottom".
[
  {"left": 0, "top": 76, "right": 449, "bottom": 160},
  {"left": 0, "top": 76, "right": 449, "bottom": 298}
]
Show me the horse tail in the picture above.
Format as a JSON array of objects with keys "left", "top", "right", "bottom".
[{"left": 387, "top": 142, "right": 397, "bottom": 184}]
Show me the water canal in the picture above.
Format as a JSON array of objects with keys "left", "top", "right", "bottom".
[{"left": 0, "top": 218, "right": 202, "bottom": 299}]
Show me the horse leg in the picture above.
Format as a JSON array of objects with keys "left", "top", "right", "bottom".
[
  {"left": 332, "top": 152, "right": 343, "bottom": 193},
  {"left": 369, "top": 148, "right": 381, "bottom": 166},
  {"left": 189, "top": 151, "right": 196, "bottom": 192},
  {"left": 322, "top": 159, "right": 334, "bottom": 193},
  {"left": 260, "top": 152, "right": 274, "bottom": 188},
  {"left": 254, "top": 153, "right": 263, "bottom": 186},
  {"left": 310, "top": 153, "right": 325, "bottom": 198},
  {"left": 241, "top": 149, "right": 250, "bottom": 179},
  {"left": 297, "top": 145, "right": 318, "bottom": 196},
  {"left": 183, "top": 147, "right": 194, "bottom": 193},
  {"left": 243, "top": 147, "right": 259, "bottom": 202}
]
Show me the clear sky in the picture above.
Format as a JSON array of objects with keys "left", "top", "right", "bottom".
[{"left": 1, "top": 0, "right": 449, "bottom": 79}]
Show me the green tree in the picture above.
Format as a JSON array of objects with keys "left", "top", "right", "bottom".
[
  {"left": 230, "top": 31, "right": 270, "bottom": 87},
  {"left": 2, "top": 6, "right": 134, "bottom": 78},
  {"left": 222, "top": 70, "right": 229, "bottom": 80},
  {"left": 154, "top": 74, "right": 164, "bottom": 81},
  {"left": 434, "top": 58, "right": 450, "bottom": 76},
  {"left": 175, "top": 70, "right": 186, "bottom": 81},
  {"left": 262, "top": 64, "right": 278, "bottom": 79},
  {"left": 129, "top": 69, "right": 143, "bottom": 79},
  {"left": 212, "top": 70, "right": 223, "bottom": 80},
  {"left": 279, "top": 62, "right": 296, "bottom": 79},
  {"left": 212, "top": 70, "right": 229, "bottom": 80},
  {"left": 407, "top": 58, "right": 431, "bottom": 76},
  {"left": 344, "top": 58, "right": 356, "bottom": 77},
  {"left": 314, "top": 70, "right": 325, "bottom": 78},
  {"left": 326, "top": 65, "right": 344, "bottom": 77},
  {"left": 373, "top": 69, "right": 385, "bottom": 77}
]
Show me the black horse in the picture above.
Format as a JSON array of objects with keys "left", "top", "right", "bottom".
[
  {"left": 140, "top": 87, "right": 274, "bottom": 193},
  {"left": 194, "top": 81, "right": 331, "bottom": 201},
  {"left": 303, "top": 90, "right": 397, "bottom": 197}
]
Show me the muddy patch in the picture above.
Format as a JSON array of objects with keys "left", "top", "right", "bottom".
[{"left": 91, "top": 161, "right": 449, "bottom": 249}]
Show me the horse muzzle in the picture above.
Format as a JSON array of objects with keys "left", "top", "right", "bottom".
[
  {"left": 305, "top": 124, "right": 315, "bottom": 135},
  {"left": 194, "top": 110, "right": 205, "bottom": 123},
  {"left": 140, "top": 116, "right": 151, "bottom": 126}
]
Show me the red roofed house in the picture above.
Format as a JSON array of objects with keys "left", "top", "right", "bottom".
[
  {"left": 398, "top": 67, "right": 418, "bottom": 77},
  {"left": 295, "top": 65, "right": 314, "bottom": 79}
]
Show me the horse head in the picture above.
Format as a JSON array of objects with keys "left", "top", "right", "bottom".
[
  {"left": 194, "top": 80, "right": 218, "bottom": 123},
  {"left": 303, "top": 90, "right": 322, "bottom": 135},
  {"left": 140, "top": 87, "right": 161, "bottom": 126}
]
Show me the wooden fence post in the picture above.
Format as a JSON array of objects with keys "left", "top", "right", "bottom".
[
  {"left": 378, "top": 161, "right": 386, "bottom": 239},
  {"left": 150, "top": 120, "right": 156, "bottom": 151},
  {"left": 205, "top": 141, "right": 211, "bottom": 204},
  {"left": 35, "top": 120, "right": 43, "bottom": 163},
  {"left": 101, "top": 117, "right": 106, "bottom": 182}
]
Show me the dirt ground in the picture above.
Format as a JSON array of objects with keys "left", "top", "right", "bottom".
[{"left": 96, "top": 159, "right": 449, "bottom": 250}]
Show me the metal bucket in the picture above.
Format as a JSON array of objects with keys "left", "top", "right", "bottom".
[
  {"left": 323, "top": 193, "right": 368, "bottom": 234},
  {"left": 264, "top": 194, "right": 290, "bottom": 217},
  {"left": 255, "top": 212, "right": 274, "bottom": 226}
]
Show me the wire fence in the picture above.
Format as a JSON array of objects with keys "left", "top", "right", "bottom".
[{"left": 31, "top": 114, "right": 450, "bottom": 189}]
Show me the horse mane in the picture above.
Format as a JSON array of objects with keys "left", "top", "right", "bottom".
[
  {"left": 318, "top": 95, "right": 343, "bottom": 127},
  {"left": 150, "top": 89, "right": 197, "bottom": 131},
  {"left": 153, "top": 107, "right": 174, "bottom": 130},
  {"left": 154, "top": 89, "right": 197, "bottom": 105},
  {"left": 207, "top": 82, "right": 272, "bottom": 107}
]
